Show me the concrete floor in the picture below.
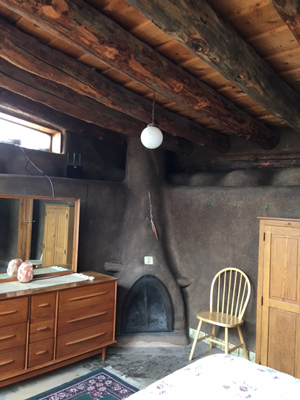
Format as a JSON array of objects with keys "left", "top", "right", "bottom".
[{"left": 0, "top": 339, "right": 221, "bottom": 400}]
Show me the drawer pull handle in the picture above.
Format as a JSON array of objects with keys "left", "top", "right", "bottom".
[
  {"left": 38, "top": 303, "right": 50, "bottom": 308},
  {"left": 37, "top": 326, "right": 50, "bottom": 331},
  {"left": 66, "top": 332, "right": 106, "bottom": 346},
  {"left": 68, "top": 292, "right": 108, "bottom": 302},
  {"left": 36, "top": 350, "right": 48, "bottom": 355},
  {"left": 68, "top": 312, "right": 107, "bottom": 323},
  {"left": 0, "top": 334, "right": 16, "bottom": 341},
  {"left": 0, "top": 359, "right": 14, "bottom": 366},
  {"left": 0, "top": 310, "right": 18, "bottom": 316}
]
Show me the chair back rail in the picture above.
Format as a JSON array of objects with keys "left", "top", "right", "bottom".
[{"left": 210, "top": 268, "right": 251, "bottom": 319}]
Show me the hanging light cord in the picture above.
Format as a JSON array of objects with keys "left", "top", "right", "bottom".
[
  {"left": 19, "top": 146, "right": 55, "bottom": 197},
  {"left": 151, "top": 92, "right": 156, "bottom": 126}
]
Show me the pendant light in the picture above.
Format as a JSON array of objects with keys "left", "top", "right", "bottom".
[{"left": 140, "top": 92, "right": 163, "bottom": 149}]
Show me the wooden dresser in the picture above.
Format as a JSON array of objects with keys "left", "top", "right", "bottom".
[{"left": 0, "top": 272, "right": 117, "bottom": 387}]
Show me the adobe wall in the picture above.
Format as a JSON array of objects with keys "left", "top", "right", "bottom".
[{"left": 1, "top": 136, "right": 300, "bottom": 352}]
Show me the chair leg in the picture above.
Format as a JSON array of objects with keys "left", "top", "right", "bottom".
[
  {"left": 237, "top": 326, "right": 248, "bottom": 360},
  {"left": 224, "top": 327, "right": 229, "bottom": 354},
  {"left": 210, "top": 325, "right": 216, "bottom": 349},
  {"left": 189, "top": 320, "right": 202, "bottom": 361}
]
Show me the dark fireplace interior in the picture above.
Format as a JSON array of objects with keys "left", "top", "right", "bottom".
[{"left": 121, "top": 275, "right": 173, "bottom": 334}]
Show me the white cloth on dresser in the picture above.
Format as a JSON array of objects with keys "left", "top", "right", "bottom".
[{"left": 0, "top": 273, "right": 94, "bottom": 294}]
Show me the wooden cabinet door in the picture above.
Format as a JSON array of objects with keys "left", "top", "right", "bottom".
[
  {"left": 53, "top": 207, "right": 70, "bottom": 265},
  {"left": 17, "top": 198, "right": 33, "bottom": 260},
  {"left": 43, "top": 205, "right": 74, "bottom": 267},
  {"left": 42, "top": 206, "right": 57, "bottom": 266},
  {"left": 256, "top": 218, "right": 300, "bottom": 378}
]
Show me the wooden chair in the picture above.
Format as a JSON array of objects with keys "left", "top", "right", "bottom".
[{"left": 189, "top": 267, "right": 251, "bottom": 361}]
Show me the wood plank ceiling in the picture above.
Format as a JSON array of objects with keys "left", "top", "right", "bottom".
[{"left": 0, "top": 0, "right": 299, "bottom": 158}]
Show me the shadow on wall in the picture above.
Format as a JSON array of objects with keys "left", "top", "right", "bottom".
[{"left": 168, "top": 168, "right": 300, "bottom": 187}]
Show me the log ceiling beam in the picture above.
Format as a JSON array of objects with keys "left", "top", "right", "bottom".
[
  {"left": 272, "top": 0, "right": 300, "bottom": 44},
  {"left": 0, "top": 58, "right": 193, "bottom": 155},
  {"left": 0, "top": 17, "right": 229, "bottom": 153},
  {"left": 198, "top": 153, "right": 300, "bottom": 172},
  {"left": 0, "top": 0, "right": 278, "bottom": 150},
  {"left": 0, "top": 88, "right": 127, "bottom": 150},
  {"left": 127, "top": 0, "right": 300, "bottom": 135}
]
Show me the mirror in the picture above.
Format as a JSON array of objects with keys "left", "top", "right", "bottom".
[{"left": 0, "top": 195, "right": 80, "bottom": 281}]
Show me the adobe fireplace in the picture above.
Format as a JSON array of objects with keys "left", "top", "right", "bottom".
[
  {"left": 121, "top": 275, "right": 173, "bottom": 333},
  {"left": 106, "top": 137, "right": 188, "bottom": 345}
]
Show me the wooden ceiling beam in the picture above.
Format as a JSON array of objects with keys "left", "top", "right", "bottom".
[
  {"left": 0, "top": 59, "right": 192, "bottom": 155},
  {"left": 0, "top": 17, "right": 229, "bottom": 153},
  {"left": 199, "top": 153, "right": 300, "bottom": 172},
  {"left": 0, "top": 0, "right": 278, "bottom": 150},
  {"left": 272, "top": 0, "right": 300, "bottom": 43},
  {"left": 127, "top": 0, "right": 300, "bottom": 135},
  {"left": 0, "top": 88, "right": 127, "bottom": 150}
]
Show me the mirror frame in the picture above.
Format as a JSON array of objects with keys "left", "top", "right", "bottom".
[{"left": 0, "top": 194, "right": 80, "bottom": 282}]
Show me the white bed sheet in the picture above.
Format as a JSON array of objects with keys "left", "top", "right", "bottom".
[{"left": 128, "top": 354, "right": 300, "bottom": 399}]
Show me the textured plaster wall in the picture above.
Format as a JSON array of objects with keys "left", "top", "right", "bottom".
[
  {"left": 2, "top": 137, "right": 300, "bottom": 352},
  {"left": 162, "top": 184, "right": 300, "bottom": 351},
  {"left": 0, "top": 134, "right": 125, "bottom": 182}
]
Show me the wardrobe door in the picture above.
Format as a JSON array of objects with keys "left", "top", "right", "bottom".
[
  {"left": 42, "top": 205, "right": 57, "bottom": 266},
  {"left": 256, "top": 218, "right": 300, "bottom": 378},
  {"left": 42, "top": 205, "right": 74, "bottom": 267}
]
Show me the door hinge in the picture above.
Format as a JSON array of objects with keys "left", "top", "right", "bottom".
[
  {"left": 64, "top": 249, "right": 66, "bottom": 254},
  {"left": 263, "top": 232, "right": 265, "bottom": 241},
  {"left": 66, "top": 213, "right": 68, "bottom": 219},
  {"left": 261, "top": 296, "right": 263, "bottom": 306}
]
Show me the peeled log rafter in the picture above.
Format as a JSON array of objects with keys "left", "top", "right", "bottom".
[
  {"left": 0, "top": 59, "right": 192, "bottom": 155},
  {"left": 0, "top": 0, "right": 279, "bottom": 150},
  {"left": 0, "top": 17, "right": 229, "bottom": 153},
  {"left": 127, "top": 0, "right": 300, "bottom": 135},
  {"left": 0, "top": 88, "right": 127, "bottom": 150},
  {"left": 199, "top": 153, "right": 300, "bottom": 171},
  {"left": 272, "top": 0, "right": 300, "bottom": 43}
]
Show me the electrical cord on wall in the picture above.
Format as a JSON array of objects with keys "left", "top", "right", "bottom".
[{"left": 19, "top": 146, "right": 55, "bottom": 197}]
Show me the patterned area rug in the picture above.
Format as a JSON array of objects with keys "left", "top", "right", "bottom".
[{"left": 25, "top": 368, "right": 139, "bottom": 400}]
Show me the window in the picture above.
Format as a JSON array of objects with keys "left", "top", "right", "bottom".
[{"left": 0, "top": 112, "right": 61, "bottom": 153}]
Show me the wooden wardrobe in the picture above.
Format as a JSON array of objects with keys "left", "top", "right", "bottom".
[
  {"left": 256, "top": 217, "right": 300, "bottom": 378},
  {"left": 42, "top": 204, "right": 74, "bottom": 268}
]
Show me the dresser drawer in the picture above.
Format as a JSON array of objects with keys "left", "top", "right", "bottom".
[
  {"left": 28, "top": 338, "right": 54, "bottom": 368},
  {"left": 30, "top": 319, "right": 54, "bottom": 343},
  {"left": 31, "top": 293, "right": 56, "bottom": 320},
  {"left": 0, "top": 322, "right": 27, "bottom": 351},
  {"left": 57, "top": 321, "right": 114, "bottom": 359},
  {"left": 58, "top": 302, "right": 114, "bottom": 336},
  {"left": 0, "top": 297, "right": 28, "bottom": 327},
  {"left": 59, "top": 282, "right": 115, "bottom": 313},
  {"left": 0, "top": 345, "right": 25, "bottom": 376}
]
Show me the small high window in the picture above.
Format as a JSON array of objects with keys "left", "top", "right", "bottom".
[{"left": 0, "top": 112, "right": 61, "bottom": 153}]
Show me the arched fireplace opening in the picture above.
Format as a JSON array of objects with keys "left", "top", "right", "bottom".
[{"left": 121, "top": 275, "right": 173, "bottom": 333}]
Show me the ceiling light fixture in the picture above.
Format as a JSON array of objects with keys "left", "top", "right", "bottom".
[{"left": 140, "top": 92, "right": 163, "bottom": 149}]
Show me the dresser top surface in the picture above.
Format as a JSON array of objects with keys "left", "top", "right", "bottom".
[{"left": 0, "top": 271, "right": 117, "bottom": 300}]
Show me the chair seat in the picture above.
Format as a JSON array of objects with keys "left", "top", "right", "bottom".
[{"left": 197, "top": 311, "right": 244, "bottom": 328}]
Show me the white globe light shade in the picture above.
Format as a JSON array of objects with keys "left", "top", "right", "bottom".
[{"left": 140, "top": 125, "right": 163, "bottom": 149}]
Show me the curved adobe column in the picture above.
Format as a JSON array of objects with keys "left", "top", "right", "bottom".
[{"left": 115, "top": 137, "right": 187, "bottom": 343}]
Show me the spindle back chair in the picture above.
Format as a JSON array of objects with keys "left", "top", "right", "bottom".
[{"left": 189, "top": 268, "right": 251, "bottom": 361}]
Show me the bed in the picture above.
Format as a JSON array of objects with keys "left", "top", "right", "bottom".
[{"left": 128, "top": 354, "right": 300, "bottom": 399}]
